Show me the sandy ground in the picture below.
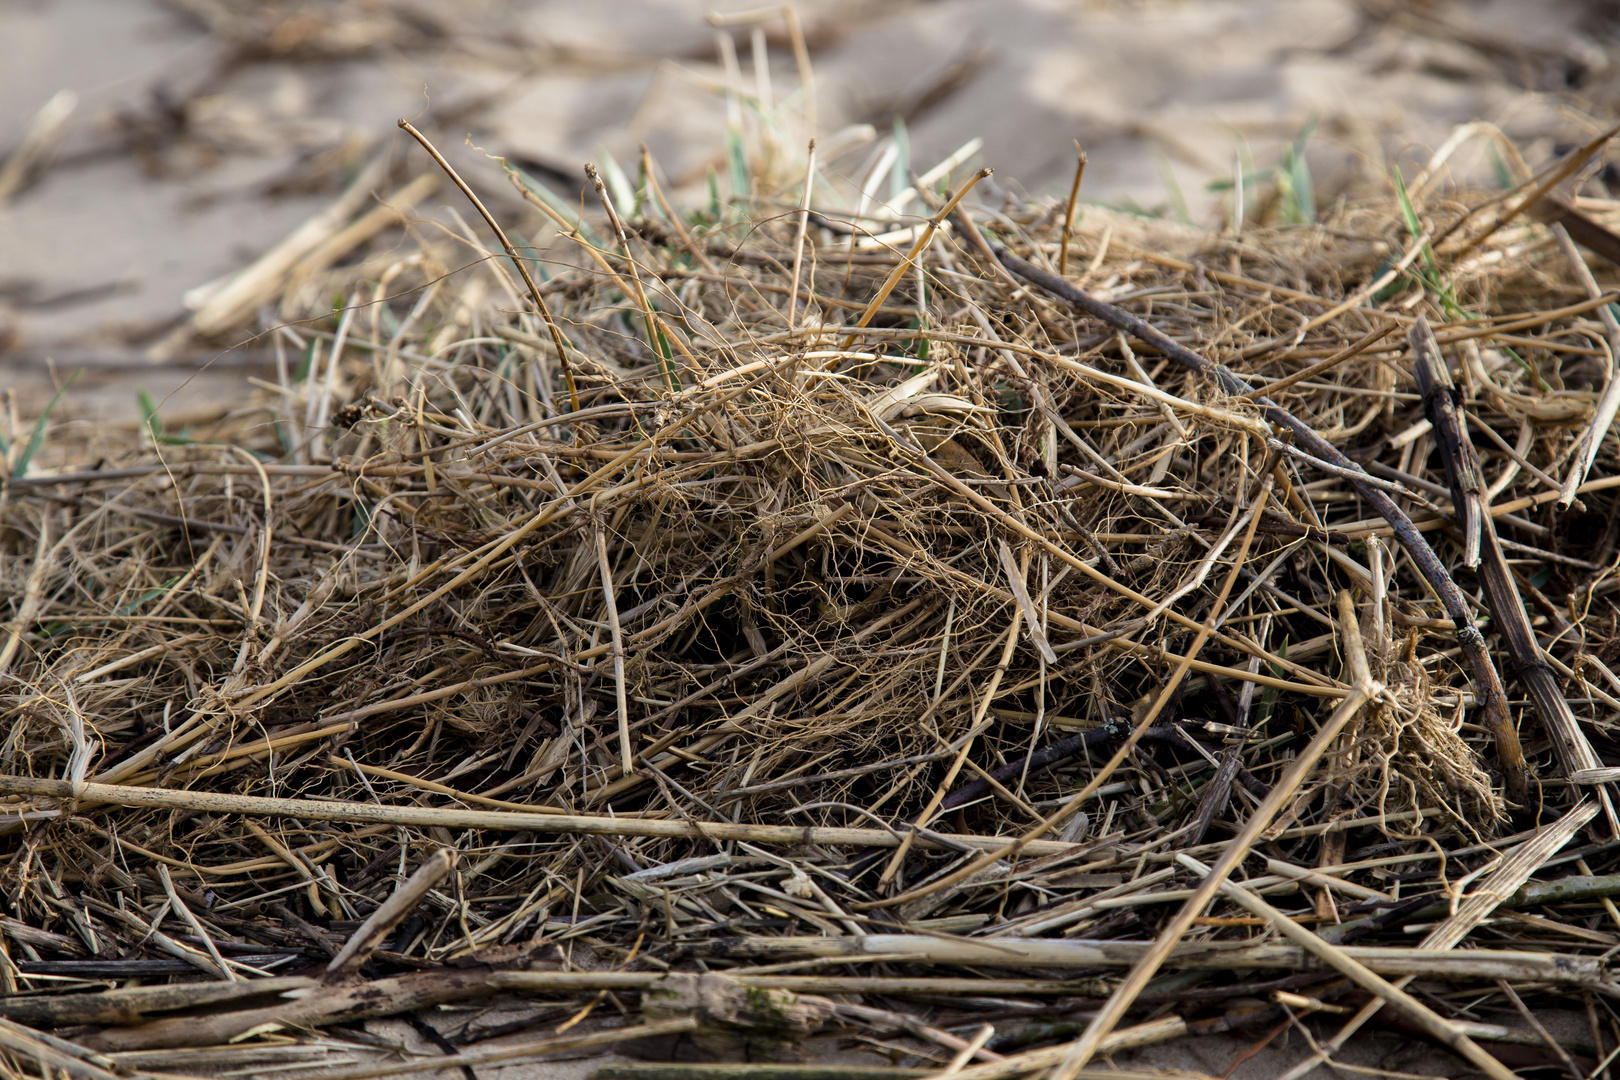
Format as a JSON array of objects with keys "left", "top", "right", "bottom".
[
  {"left": 4, "top": 1, "right": 1620, "bottom": 1076},
  {"left": 3, "top": 0, "right": 1617, "bottom": 421}
]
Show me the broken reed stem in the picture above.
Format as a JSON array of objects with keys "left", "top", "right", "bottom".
[
  {"left": 325, "top": 848, "right": 453, "bottom": 979},
  {"left": 396, "top": 119, "right": 579, "bottom": 414},
  {"left": 596, "top": 519, "right": 635, "bottom": 774},
  {"left": 230, "top": 446, "right": 274, "bottom": 627},
  {"left": 842, "top": 168, "right": 991, "bottom": 345},
  {"left": 0, "top": 515, "right": 50, "bottom": 678},
  {"left": 787, "top": 137, "right": 816, "bottom": 329},
  {"left": 0, "top": 777, "right": 1086, "bottom": 856},
  {"left": 1049, "top": 590, "right": 1379, "bottom": 1079},
  {"left": 1552, "top": 221, "right": 1620, "bottom": 507},
  {"left": 1412, "top": 315, "right": 1606, "bottom": 828},
  {"left": 156, "top": 865, "right": 236, "bottom": 982}
]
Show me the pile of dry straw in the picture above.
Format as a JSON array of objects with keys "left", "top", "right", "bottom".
[{"left": 9, "top": 97, "right": 1620, "bottom": 1080}]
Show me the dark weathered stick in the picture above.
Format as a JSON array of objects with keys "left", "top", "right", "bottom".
[
  {"left": 1332, "top": 872, "right": 1620, "bottom": 935},
  {"left": 990, "top": 243, "right": 1527, "bottom": 799},
  {"left": 1186, "top": 675, "right": 1252, "bottom": 845},
  {"left": 1410, "top": 318, "right": 1615, "bottom": 832},
  {"left": 325, "top": 848, "right": 455, "bottom": 980}
]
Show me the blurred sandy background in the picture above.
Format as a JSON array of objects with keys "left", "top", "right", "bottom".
[
  {"left": 0, "top": 0, "right": 1608, "bottom": 398},
  {"left": 2, "top": 0, "right": 1616, "bottom": 429}
]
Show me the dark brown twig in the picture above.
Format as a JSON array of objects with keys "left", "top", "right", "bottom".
[{"left": 1410, "top": 317, "right": 1614, "bottom": 832}]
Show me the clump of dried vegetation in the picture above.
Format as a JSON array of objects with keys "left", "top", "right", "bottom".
[{"left": 11, "top": 20, "right": 1620, "bottom": 1080}]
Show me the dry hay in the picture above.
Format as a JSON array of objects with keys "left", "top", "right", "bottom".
[{"left": 7, "top": 109, "right": 1620, "bottom": 1079}]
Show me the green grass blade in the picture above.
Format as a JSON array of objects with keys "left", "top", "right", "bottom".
[
  {"left": 1287, "top": 145, "right": 1315, "bottom": 223},
  {"left": 1488, "top": 143, "right": 1514, "bottom": 190},
  {"left": 1391, "top": 166, "right": 1436, "bottom": 276},
  {"left": 117, "top": 575, "right": 182, "bottom": 617},
  {"left": 1277, "top": 116, "right": 1319, "bottom": 224},
  {"left": 10, "top": 369, "right": 80, "bottom": 478},
  {"left": 1153, "top": 148, "right": 1194, "bottom": 225},
  {"left": 137, "top": 387, "right": 161, "bottom": 443},
  {"left": 726, "top": 123, "right": 751, "bottom": 205}
]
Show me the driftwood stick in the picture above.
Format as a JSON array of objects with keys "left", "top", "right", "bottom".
[
  {"left": 1410, "top": 316, "right": 1613, "bottom": 831},
  {"left": 492, "top": 971, "right": 1114, "bottom": 997},
  {"left": 992, "top": 243, "right": 1527, "bottom": 799},
  {"left": 660, "top": 936, "right": 1600, "bottom": 984}
]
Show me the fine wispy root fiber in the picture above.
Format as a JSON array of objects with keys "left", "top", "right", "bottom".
[{"left": 16, "top": 95, "right": 1620, "bottom": 1080}]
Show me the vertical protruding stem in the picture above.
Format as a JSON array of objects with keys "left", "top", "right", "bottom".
[
  {"left": 1367, "top": 535, "right": 1386, "bottom": 656},
  {"left": 787, "top": 138, "right": 817, "bottom": 329},
  {"left": 596, "top": 521, "right": 634, "bottom": 775},
  {"left": 396, "top": 119, "right": 579, "bottom": 414},
  {"left": 1057, "top": 141, "right": 1086, "bottom": 277},
  {"left": 1551, "top": 221, "right": 1620, "bottom": 507},
  {"left": 840, "top": 168, "right": 992, "bottom": 348},
  {"left": 1410, "top": 318, "right": 1483, "bottom": 567}
]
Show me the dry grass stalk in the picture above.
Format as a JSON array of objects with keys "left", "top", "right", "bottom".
[{"left": 7, "top": 96, "right": 1620, "bottom": 1079}]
